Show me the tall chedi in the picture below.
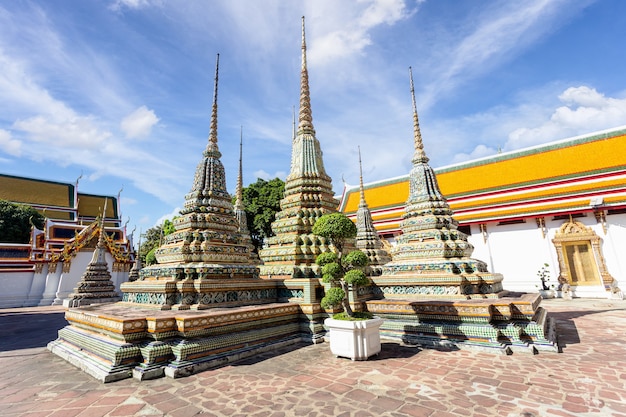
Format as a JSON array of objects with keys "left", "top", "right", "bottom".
[
  {"left": 355, "top": 147, "right": 391, "bottom": 275},
  {"left": 377, "top": 67, "right": 505, "bottom": 298},
  {"left": 259, "top": 17, "right": 338, "bottom": 279},
  {"left": 121, "top": 54, "right": 260, "bottom": 310}
]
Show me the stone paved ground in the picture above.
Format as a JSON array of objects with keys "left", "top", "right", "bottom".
[{"left": 0, "top": 299, "right": 625, "bottom": 417}]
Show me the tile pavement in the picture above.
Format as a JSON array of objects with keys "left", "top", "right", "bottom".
[{"left": 0, "top": 299, "right": 625, "bottom": 416}]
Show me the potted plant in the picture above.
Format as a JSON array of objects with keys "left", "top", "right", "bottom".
[
  {"left": 312, "top": 212, "right": 384, "bottom": 360},
  {"left": 536, "top": 263, "right": 555, "bottom": 299}
]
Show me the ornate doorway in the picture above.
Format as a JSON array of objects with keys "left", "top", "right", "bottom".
[{"left": 552, "top": 219, "right": 614, "bottom": 291}]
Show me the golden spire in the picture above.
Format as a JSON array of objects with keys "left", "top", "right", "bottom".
[
  {"left": 292, "top": 105, "right": 296, "bottom": 143},
  {"left": 235, "top": 126, "right": 244, "bottom": 211},
  {"left": 207, "top": 53, "right": 220, "bottom": 153},
  {"left": 358, "top": 146, "right": 366, "bottom": 206},
  {"left": 409, "top": 66, "right": 428, "bottom": 164},
  {"left": 297, "top": 16, "right": 315, "bottom": 134},
  {"left": 92, "top": 198, "right": 108, "bottom": 265}
]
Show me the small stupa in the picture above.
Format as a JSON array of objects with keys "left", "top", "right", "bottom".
[
  {"left": 354, "top": 147, "right": 391, "bottom": 275},
  {"left": 259, "top": 17, "right": 338, "bottom": 279},
  {"left": 63, "top": 202, "right": 121, "bottom": 307},
  {"left": 234, "top": 127, "right": 259, "bottom": 262},
  {"left": 127, "top": 232, "right": 141, "bottom": 282},
  {"left": 376, "top": 67, "right": 505, "bottom": 298}
]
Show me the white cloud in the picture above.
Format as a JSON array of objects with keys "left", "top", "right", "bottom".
[
  {"left": 0, "top": 129, "right": 21, "bottom": 156},
  {"left": 120, "top": 196, "right": 138, "bottom": 206},
  {"left": 254, "top": 169, "right": 287, "bottom": 181},
  {"left": 109, "top": 0, "right": 158, "bottom": 11},
  {"left": 13, "top": 115, "right": 111, "bottom": 149},
  {"left": 120, "top": 106, "right": 160, "bottom": 139},
  {"left": 445, "top": 86, "right": 626, "bottom": 165},
  {"left": 308, "top": 0, "right": 414, "bottom": 66},
  {"left": 506, "top": 86, "right": 626, "bottom": 149},
  {"left": 418, "top": 0, "right": 587, "bottom": 109},
  {"left": 155, "top": 206, "right": 181, "bottom": 226}
]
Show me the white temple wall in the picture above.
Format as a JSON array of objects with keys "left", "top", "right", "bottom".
[
  {"left": 0, "top": 270, "right": 35, "bottom": 309},
  {"left": 0, "top": 250, "right": 129, "bottom": 308},
  {"left": 467, "top": 221, "right": 550, "bottom": 292},
  {"left": 602, "top": 212, "right": 626, "bottom": 289},
  {"left": 466, "top": 214, "right": 625, "bottom": 297},
  {"left": 39, "top": 266, "right": 62, "bottom": 306},
  {"left": 24, "top": 264, "right": 48, "bottom": 307}
]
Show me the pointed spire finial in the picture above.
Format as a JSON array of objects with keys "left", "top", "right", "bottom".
[
  {"left": 292, "top": 105, "right": 296, "bottom": 142},
  {"left": 98, "top": 198, "right": 108, "bottom": 249},
  {"left": 297, "top": 16, "right": 315, "bottom": 134},
  {"left": 409, "top": 66, "right": 428, "bottom": 164},
  {"left": 235, "top": 126, "right": 244, "bottom": 210},
  {"left": 358, "top": 146, "right": 366, "bottom": 204},
  {"left": 207, "top": 53, "right": 220, "bottom": 152}
]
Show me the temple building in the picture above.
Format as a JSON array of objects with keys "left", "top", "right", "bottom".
[
  {"left": 339, "top": 125, "right": 626, "bottom": 299},
  {"left": 0, "top": 174, "right": 133, "bottom": 308}
]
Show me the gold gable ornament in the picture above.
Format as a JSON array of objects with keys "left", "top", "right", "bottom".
[{"left": 552, "top": 218, "right": 620, "bottom": 297}]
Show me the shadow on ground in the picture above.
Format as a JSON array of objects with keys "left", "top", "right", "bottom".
[{"left": 0, "top": 311, "right": 66, "bottom": 352}]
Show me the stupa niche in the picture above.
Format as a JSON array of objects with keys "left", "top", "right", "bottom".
[
  {"left": 355, "top": 147, "right": 391, "bottom": 275},
  {"left": 258, "top": 17, "right": 338, "bottom": 279}
]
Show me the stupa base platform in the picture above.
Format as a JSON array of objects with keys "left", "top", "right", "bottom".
[
  {"left": 366, "top": 273, "right": 506, "bottom": 300},
  {"left": 365, "top": 292, "right": 557, "bottom": 354},
  {"left": 62, "top": 296, "right": 122, "bottom": 308},
  {"left": 259, "top": 264, "right": 321, "bottom": 279},
  {"left": 48, "top": 301, "right": 314, "bottom": 383}
]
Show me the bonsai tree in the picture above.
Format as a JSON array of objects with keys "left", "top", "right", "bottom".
[
  {"left": 312, "top": 213, "right": 369, "bottom": 318},
  {"left": 537, "top": 263, "right": 552, "bottom": 291}
]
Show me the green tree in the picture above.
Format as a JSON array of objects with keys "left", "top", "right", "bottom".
[
  {"left": 312, "top": 213, "right": 369, "bottom": 318},
  {"left": 0, "top": 200, "right": 45, "bottom": 243},
  {"left": 238, "top": 178, "right": 284, "bottom": 251},
  {"left": 139, "top": 217, "right": 177, "bottom": 265}
]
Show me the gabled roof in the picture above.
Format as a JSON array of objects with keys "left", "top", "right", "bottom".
[
  {"left": 339, "top": 126, "right": 626, "bottom": 230},
  {"left": 0, "top": 173, "right": 119, "bottom": 221}
]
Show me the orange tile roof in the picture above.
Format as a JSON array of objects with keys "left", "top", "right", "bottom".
[
  {"left": 339, "top": 127, "right": 626, "bottom": 226},
  {"left": 0, "top": 174, "right": 73, "bottom": 208},
  {"left": 0, "top": 174, "right": 119, "bottom": 221}
]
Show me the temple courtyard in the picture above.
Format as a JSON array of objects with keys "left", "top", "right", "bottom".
[{"left": 0, "top": 299, "right": 623, "bottom": 417}]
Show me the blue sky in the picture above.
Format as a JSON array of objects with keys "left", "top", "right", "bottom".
[{"left": 2, "top": 0, "right": 626, "bottom": 240}]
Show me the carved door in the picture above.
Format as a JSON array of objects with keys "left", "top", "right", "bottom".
[{"left": 562, "top": 241, "right": 601, "bottom": 285}]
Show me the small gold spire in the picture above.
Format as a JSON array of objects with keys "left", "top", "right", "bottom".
[
  {"left": 409, "top": 66, "right": 428, "bottom": 164},
  {"left": 358, "top": 146, "right": 366, "bottom": 204},
  {"left": 207, "top": 53, "right": 220, "bottom": 152},
  {"left": 292, "top": 105, "right": 296, "bottom": 143},
  {"left": 235, "top": 126, "right": 244, "bottom": 210},
  {"left": 297, "top": 16, "right": 315, "bottom": 134}
]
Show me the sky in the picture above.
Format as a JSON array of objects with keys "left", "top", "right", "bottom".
[{"left": 2, "top": 0, "right": 626, "bottom": 242}]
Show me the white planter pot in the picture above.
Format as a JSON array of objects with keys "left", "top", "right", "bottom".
[
  {"left": 324, "top": 316, "right": 384, "bottom": 361},
  {"left": 539, "top": 289, "right": 555, "bottom": 299}
]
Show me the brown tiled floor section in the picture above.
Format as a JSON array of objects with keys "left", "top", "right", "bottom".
[{"left": 0, "top": 299, "right": 625, "bottom": 416}]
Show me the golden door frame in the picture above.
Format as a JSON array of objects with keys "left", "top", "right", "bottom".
[{"left": 552, "top": 219, "right": 614, "bottom": 291}]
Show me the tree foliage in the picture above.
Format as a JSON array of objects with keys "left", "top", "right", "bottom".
[
  {"left": 313, "top": 213, "right": 368, "bottom": 317},
  {"left": 239, "top": 178, "right": 284, "bottom": 252},
  {"left": 0, "top": 200, "right": 45, "bottom": 243},
  {"left": 139, "top": 218, "right": 177, "bottom": 265},
  {"left": 311, "top": 212, "right": 357, "bottom": 255}
]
